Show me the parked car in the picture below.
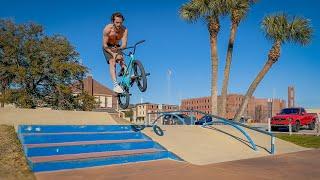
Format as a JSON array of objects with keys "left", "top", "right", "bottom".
[
  {"left": 195, "top": 115, "right": 213, "bottom": 125},
  {"left": 161, "top": 113, "right": 194, "bottom": 125},
  {"left": 271, "top": 107, "right": 318, "bottom": 132}
]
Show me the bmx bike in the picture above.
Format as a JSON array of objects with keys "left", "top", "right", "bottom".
[{"left": 115, "top": 40, "right": 150, "bottom": 109}]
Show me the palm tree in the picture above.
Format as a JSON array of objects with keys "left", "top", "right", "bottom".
[
  {"left": 180, "top": 0, "right": 225, "bottom": 115},
  {"left": 220, "top": 0, "right": 257, "bottom": 117},
  {"left": 234, "top": 14, "right": 313, "bottom": 121}
]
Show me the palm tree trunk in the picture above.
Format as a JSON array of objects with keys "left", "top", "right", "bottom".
[
  {"left": 234, "top": 42, "right": 281, "bottom": 121},
  {"left": 220, "top": 22, "right": 238, "bottom": 117},
  {"left": 234, "top": 59, "right": 274, "bottom": 121},
  {"left": 210, "top": 35, "right": 218, "bottom": 115}
]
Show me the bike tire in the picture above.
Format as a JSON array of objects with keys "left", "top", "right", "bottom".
[
  {"left": 153, "top": 125, "right": 164, "bottom": 136},
  {"left": 131, "top": 125, "right": 146, "bottom": 132},
  {"left": 118, "top": 90, "right": 130, "bottom": 109},
  {"left": 133, "top": 60, "right": 147, "bottom": 92}
]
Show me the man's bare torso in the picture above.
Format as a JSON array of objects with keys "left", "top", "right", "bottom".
[{"left": 103, "top": 24, "right": 126, "bottom": 46}]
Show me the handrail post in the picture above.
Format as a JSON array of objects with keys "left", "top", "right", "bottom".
[
  {"left": 271, "top": 135, "right": 275, "bottom": 154},
  {"left": 289, "top": 119, "right": 292, "bottom": 136}
]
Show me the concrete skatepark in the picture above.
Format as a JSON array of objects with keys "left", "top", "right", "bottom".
[{"left": 0, "top": 107, "right": 317, "bottom": 179}]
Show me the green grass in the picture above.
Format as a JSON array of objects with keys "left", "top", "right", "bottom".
[
  {"left": 0, "top": 125, "right": 35, "bottom": 180},
  {"left": 276, "top": 134, "right": 320, "bottom": 148}
]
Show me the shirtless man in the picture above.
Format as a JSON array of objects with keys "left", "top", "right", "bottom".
[{"left": 103, "top": 12, "right": 128, "bottom": 93}]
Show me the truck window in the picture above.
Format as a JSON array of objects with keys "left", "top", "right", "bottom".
[{"left": 280, "top": 108, "right": 299, "bottom": 114}]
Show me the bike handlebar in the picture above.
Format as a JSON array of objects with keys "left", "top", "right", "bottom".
[
  {"left": 135, "top": 40, "right": 145, "bottom": 46},
  {"left": 118, "top": 40, "right": 145, "bottom": 56}
]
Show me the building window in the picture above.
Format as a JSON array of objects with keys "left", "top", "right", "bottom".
[{"left": 106, "top": 96, "right": 112, "bottom": 108}]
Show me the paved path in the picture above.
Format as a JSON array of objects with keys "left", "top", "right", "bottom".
[{"left": 36, "top": 149, "right": 320, "bottom": 180}]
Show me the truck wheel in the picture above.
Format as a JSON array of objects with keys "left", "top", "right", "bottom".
[
  {"left": 293, "top": 121, "right": 300, "bottom": 132},
  {"left": 308, "top": 120, "right": 316, "bottom": 130},
  {"left": 271, "top": 126, "right": 277, "bottom": 131}
]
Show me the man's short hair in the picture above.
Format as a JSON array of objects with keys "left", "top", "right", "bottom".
[{"left": 111, "top": 12, "right": 125, "bottom": 22}]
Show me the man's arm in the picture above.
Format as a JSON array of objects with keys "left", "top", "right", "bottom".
[{"left": 120, "top": 28, "right": 128, "bottom": 49}]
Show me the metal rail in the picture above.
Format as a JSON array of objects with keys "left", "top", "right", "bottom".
[{"left": 147, "top": 110, "right": 275, "bottom": 154}]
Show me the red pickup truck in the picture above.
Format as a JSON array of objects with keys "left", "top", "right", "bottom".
[{"left": 271, "top": 107, "right": 318, "bottom": 132}]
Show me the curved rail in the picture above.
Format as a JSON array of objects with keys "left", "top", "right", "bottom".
[{"left": 147, "top": 110, "right": 275, "bottom": 154}]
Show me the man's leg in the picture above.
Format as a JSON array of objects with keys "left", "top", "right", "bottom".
[
  {"left": 109, "top": 58, "right": 123, "bottom": 93},
  {"left": 109, "top": 58, "right": 117, "bottom": 81}
]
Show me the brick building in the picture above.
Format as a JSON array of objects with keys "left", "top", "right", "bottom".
[
  {"left": 134, "top": 103, "right": 179, "bottom": 122},
  {"left": 180, "top": 94, "right": 286, "bottom": 122},
  {"left": 254, "top": 98, "right": 286, "bottom": 122},
  {"left": 73, "top": 76, "right": 118, "bottom": 110}
]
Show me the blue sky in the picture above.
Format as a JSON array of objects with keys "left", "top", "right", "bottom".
[{"left": 1, "top": 0, "right": 319, "bottom": 108}]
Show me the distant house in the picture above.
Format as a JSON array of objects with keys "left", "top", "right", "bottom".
[
  {"left": 134, "top": 103, "right": 179, "bottom": 122},
  {"left": 73, "top": 76, "right": 118, "bottom": 110}
]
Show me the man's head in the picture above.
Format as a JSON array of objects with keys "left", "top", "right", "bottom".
[{"left": 111, "top": 12, "right": 124, "bottom": 29}]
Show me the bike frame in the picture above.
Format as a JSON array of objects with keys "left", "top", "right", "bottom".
[{"left": 119, "top": 53, "right": 135, "bottom": 90}]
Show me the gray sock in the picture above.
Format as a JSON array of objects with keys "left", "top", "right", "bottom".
[{"left": 113, "top": 80, "right": 118, "bottom": 86}]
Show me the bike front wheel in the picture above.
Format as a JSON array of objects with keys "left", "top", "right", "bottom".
[
  {"left": 118, "top": 90, "right": 130, "bottom": 109},
  {"left": 133, "top": 60, "right": 147, "bottom": 92}
]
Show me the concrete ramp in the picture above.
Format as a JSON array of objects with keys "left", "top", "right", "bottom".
[
  {"left": 0, "top": 107, "right": 118, "bottom": 129},
  {"left": 142, "top": 125, "right": 307, "bottom": 165}
]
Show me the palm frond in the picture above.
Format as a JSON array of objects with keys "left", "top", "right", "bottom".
[
  {"left": 225, "top": 0, "right": 258, "bottom": 23},
  {"left": 261, "top": 13, "right": 290, "bottom": 43},
  {"left": 261, "top": 13, "right": 313, "bottom": 45},
  {"left": 179, "top": 2, "right": 200, "bottom": 23},
  {"left": 179, "top": 0, "right": 226, "bottom": 23},
  {"left": 289, "top": 16, "right": 313, "bottom": 45}
]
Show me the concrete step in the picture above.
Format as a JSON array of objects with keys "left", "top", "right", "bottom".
[
  {"left": 21, "top": 131, "right": 145, "bottom": 144},
  {"left": 20, "top": 131, "right": 133, "bottom": 136},
  {"left": 19, "top": 125, "right": 134, "bottom": 134},
  {"left": 30, "top": 148, "right": 164, "bottom": 163},
  {"left": 26, "top": 140, "right": 161, "bottom": 157},
  {"left": 30, "top": 150, "right": 173, "bottom": 172},
  {"left": 25, "top": 139, "right": 148, "bottom": 148}
]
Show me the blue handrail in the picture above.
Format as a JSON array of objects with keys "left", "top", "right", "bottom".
[{"left": 147, "top": 110, "right": 275, "bottom": 154}]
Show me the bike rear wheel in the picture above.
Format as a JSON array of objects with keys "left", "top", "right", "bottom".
[
  {"left": 118, "top": 90, "right": 130, "bottom": 109},
  {"left": 153, "top": 125, "right": 164, "bottom": 136},
  {"left": 133, "top": 60, "right": 147, "bottom": 92}
]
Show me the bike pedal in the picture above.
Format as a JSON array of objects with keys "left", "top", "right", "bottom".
[{"left": 117, "top": 72, "right": 124, "bottom": 77}]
